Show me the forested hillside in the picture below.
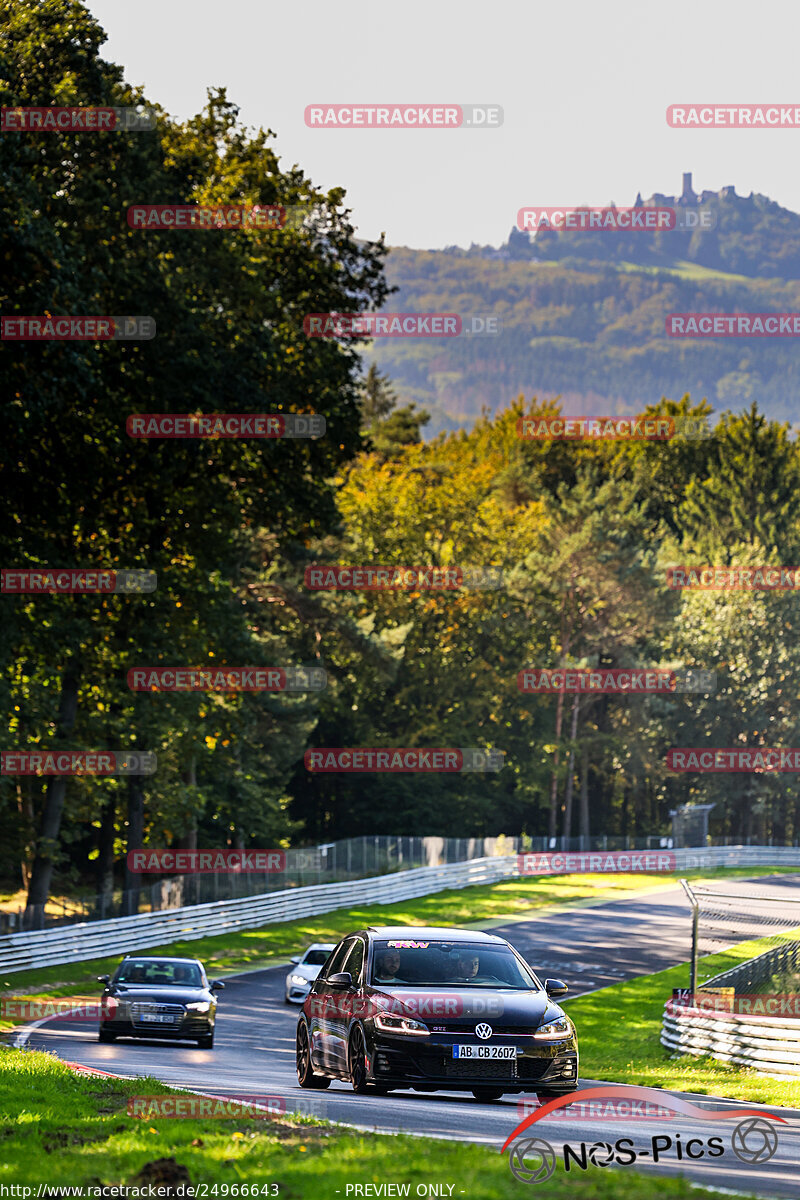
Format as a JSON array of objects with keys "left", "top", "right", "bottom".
[{"left": 372, "top": 181, "right": 800, "bottom": 434}]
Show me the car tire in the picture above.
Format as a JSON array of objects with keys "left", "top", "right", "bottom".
[
  {"left": 98, "top": 1028, "right": 116, "bottom": 1043},
  {"left": 296, "top": 1021, "right": 331, "bottom": 1089},
  {"left": 196, "top": 1032, "right": 214, "bottom": 1049},
  {"left": 471, "top": 1088, "right": 504, "bottom": 1102},
  {"left": 348, "top": 1026, "right": 371, "bottom": 1095}
]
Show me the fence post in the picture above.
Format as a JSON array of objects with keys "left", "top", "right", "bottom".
[{"left": 680, "top": 878, "right": 699, "bottom": 998}]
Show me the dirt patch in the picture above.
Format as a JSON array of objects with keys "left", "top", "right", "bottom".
[
  {"left": 85, "top": 1088, "right": 130, "bottom": 1114},
  {"left": 132, "top": 1157, "right": 192, "bottom": 1196},
  {"left": 252, "top": 1121, "right": 338, "bottom": 1142},
  {"left": 43, "top": 1130, "right": 110, "bottom": 1153}
]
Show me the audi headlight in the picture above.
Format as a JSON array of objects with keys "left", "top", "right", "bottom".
[
  {"left": 374, "top": 1013, "right": 429, "bottom": 1036},
  {"left": 533, "top": 1016, "right": 570, "bottom": 1039},
  {"left": 290, "top": 975, "right": 308, "bottom": 986},
  {"left": 186, "top": 1001, "right": 211, "bottom": 1013}
]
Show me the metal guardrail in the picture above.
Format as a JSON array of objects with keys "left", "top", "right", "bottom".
[
  {"left": 4, "top": 843, "right": 799, "bottom": 977},
  {"left": 661, "top": 1004, "right": 800, "bottom": 1079},
  {"left": 668, "top": 846, "right": 800, "bottom": 869},
  {"left": 0, "top": 855, "right": 517, "bottom": 975}
]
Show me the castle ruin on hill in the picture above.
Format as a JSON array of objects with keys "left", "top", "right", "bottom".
[{"left": 637, "top": 172, "right": 736, "bottom": 208}]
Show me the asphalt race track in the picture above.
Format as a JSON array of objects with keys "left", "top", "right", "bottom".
[{"left": 22, "top": 877, "right": 800, "bottom": 1198}]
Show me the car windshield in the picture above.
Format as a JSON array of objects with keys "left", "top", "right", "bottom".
[
  {"left": 115, "top": 960, "right": 203, "bottom": 987},
  {"left": 370, "top": 940, "right": 539, "bottom": 989},
  {"left": 303, "top": 950, "right": 332, "bottom": 966}
]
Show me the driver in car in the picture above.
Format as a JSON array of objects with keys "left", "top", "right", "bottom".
[
  {"left": 448, "top": 951, "right": 481, "bottom": 982},
  {"left": 373, "top": 948, "right": 403, "bottom": 983}
]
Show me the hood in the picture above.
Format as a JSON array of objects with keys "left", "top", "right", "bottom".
[
  {"left": 366, "top": 985, "right": 558, "bottom": 1028},
  {"left": 289, "top": 963, "right": 322, "bottom": 980},
  {"left": 112, "top": 985, "right": 213, "bottom": 1004}
]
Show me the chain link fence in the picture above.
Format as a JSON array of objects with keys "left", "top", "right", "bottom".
[
  {"left": 680, "top": 879, "right": 800, "bottom": 997},
  {"left": 7, "top": 832, "right": 796, "bottom": 934}
]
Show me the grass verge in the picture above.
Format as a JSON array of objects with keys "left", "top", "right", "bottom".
[
  {"left": 564, "top": 935, "right": 800, "bottom": 1108},
  {"left": 0, "top": 1046, "right": 758, "bottom": 1197},
  {"left": 2, "top": 867, "right": 794, "bottom": 1032}
]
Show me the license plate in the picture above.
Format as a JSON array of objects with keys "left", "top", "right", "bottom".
[
  {"left": 141, "top": 1013, "right": 174, "bottom": 1023},
  {"left": 452, "top": 1044, "right": 516, "bottom": 1059}
]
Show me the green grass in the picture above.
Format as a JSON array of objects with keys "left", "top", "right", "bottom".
[
  {"left": 616, "top": 259, "right": 756, "bottom": 283},
  {"left": 0, "top": 1046, "right": 758, "bottom": 1196},
  {"left": 2, "top": 867, "right": 793, "bottom": 1032},
  {"left": 564, "top": 935, "right": 800, "bottom": 1108}
]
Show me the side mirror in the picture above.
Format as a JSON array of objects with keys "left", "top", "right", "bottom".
[
  {"left": 210, "top": 980, "right": 225, "bottom": 991},
  {"left": 290, "top": 955, "right": 301, "bottom": 964},
  {"left": 544, "top": 978, "right": 569, "bottom": 998},
  {"left": 97, "top": 975, "right": 110, "bottom": 985},
  {"left": 328, "top": 972, "right": 353, "bottom": 989}
]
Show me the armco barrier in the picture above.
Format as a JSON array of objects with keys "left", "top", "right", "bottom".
[
  {"left": 0, "top": 856, "right": 517, "bottom": 975},
  {"left": 3, "top": 844, "right": 798, "bottom": 976},
  {"left": 661, "top": 1003, "right": 800, "bottom": 1080}
]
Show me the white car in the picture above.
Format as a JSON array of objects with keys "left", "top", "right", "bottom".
[{"left": 285, "top": 943, "right": 335, "bottom": 1004}]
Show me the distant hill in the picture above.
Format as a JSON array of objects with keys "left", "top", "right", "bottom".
[{"left": 369, "top": 175, "right": 800, "bottom": 435}]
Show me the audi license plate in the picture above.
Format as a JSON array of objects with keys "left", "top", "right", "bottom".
[
  {"left": 141, "top": 1014, "right": 174, "bottom": 1023},
  {"left": 452, "top": 1045, "right": 516, "bottom": 1059}
]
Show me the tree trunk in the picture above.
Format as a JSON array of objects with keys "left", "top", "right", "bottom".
[
  {"left": 24, "top": 661, "right": 80, "bottom": 928},
  {"left": 123, "top": 775, "right": 145, "bottom": 916},
  {"left": 547, "top": 632, "right": 571, "bottom": 839},
  {"left": 579, "top": 741, "right": 590, "bottom": 848},
  {"left": 96, "top": 792, "right": 116, "bottom": 907},
  {"left": 178, "top": 755, "right": 198, "bottom": 849},
  {"left": 562, "top": 694, "right": 580, "bottom": 844},
  {"left": 16, "top": 780, "right": 35, "bottom": 890}
]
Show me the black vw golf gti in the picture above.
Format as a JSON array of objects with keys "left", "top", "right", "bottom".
[
  {"left": 296, "top": 926, "right": 578, "bottom": 1100},
  {"left": 97, "top": 955, "right": 225, "bottom": 1048}
]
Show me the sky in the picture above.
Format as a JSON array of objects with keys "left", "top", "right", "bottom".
[{"left": 85, "top": 0, "right": 799, "bottom": 250}]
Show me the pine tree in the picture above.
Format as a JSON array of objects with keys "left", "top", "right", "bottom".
[{"left": 680, "top": 402, "right": 800, "bottom": 555}]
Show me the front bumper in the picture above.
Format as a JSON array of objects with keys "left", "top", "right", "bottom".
[
  {"left": 368, "top": 1032, "right": 578, "bottom": 1093},
  {"left": 100, "top": 1014, "right": 213, "bottom": 1040},
  {"left": 286, "top": 981, "right": 312, "bottom": 1003}
]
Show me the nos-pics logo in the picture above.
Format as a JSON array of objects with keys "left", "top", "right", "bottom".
[{"left": 502, "top": 1087, "right": 784, "bottom": 1183}]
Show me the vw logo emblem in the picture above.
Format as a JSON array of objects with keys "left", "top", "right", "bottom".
[
  {"left": 476, "top": 1022, "right": 493, "bottom": 1040},
  {"left": 508, "top": 1137, "right": 556, "bottom": 1184},
  {"left": 731, "top": 1117, "right": 779, "bottom": 1164}
]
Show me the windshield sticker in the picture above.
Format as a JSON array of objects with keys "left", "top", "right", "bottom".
[{"left": 386, "top": 940, "right": 429, "bottom": 948}]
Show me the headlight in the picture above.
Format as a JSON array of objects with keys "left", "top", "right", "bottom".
[
  {"left": 533, "top": 1016, "right": 570, "bottom": 1039},
  {"left": 102, "top": 996, "right": 118, "bottom": 1016},
  {"left": 374, "top": 1013, "right": 429, "bottom": 1036},
  {"left": 186, "top": 1001, "right": 211, "bottom": 1013},
  {"left": 290, "top": 975, "right": 308, "bottom": 986}
]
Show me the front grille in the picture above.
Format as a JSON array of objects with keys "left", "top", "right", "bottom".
[
  {"left": 443, "top": 1058, "right": 518, "bottom": 1080},
  {"left": 429, "top": 1024, "right": 537, "bottom": 1036},
  {"left": 130, "top": 1002, "right": 185, "bottom": 1029}
]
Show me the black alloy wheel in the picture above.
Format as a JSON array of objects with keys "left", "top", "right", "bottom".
[
  {"left": 296, "top": 1021, "right": 331, "bottom": 1089},
  {"left": 348, "top": 1026, "right": 370, "bottom": 1094}
]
